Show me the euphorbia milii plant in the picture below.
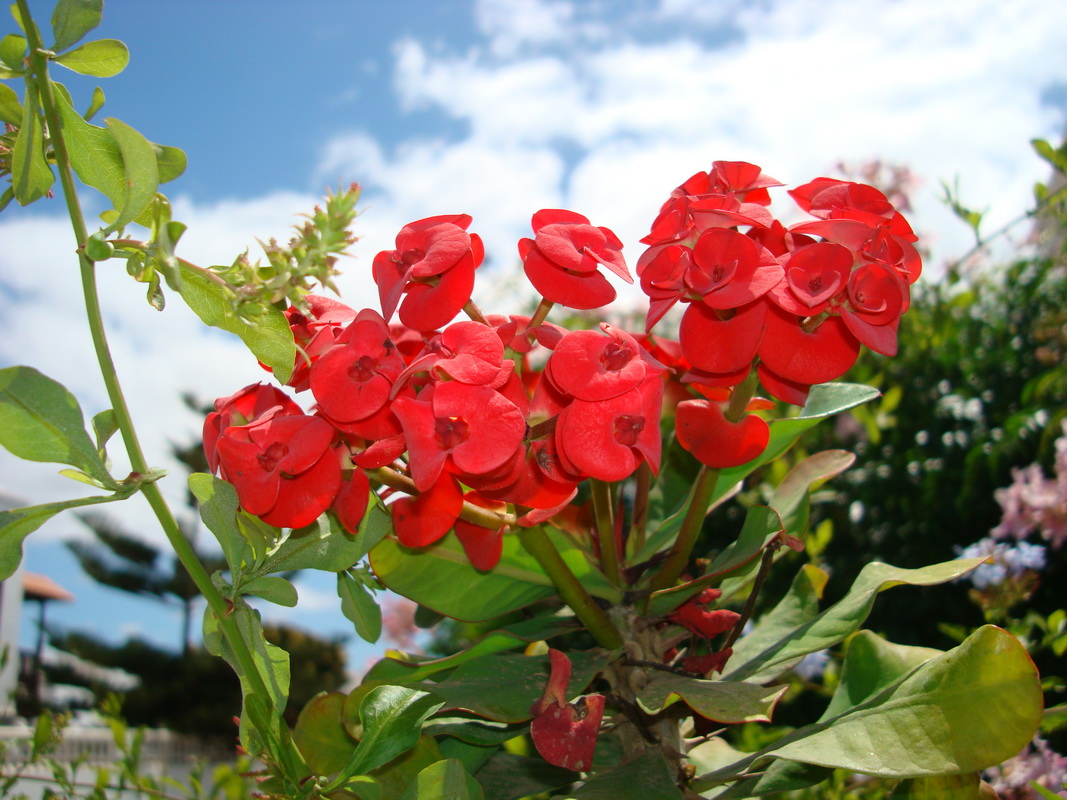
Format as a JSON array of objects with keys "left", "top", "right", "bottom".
[
  {"left": 197, "top": 159, "right": 1040, "bottom": 798},
  {"left": 2, "top": 8, "right": 1042, "bottom": 795}
]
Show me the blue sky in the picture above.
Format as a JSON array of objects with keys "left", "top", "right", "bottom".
[{"left": 3, "top": 0, "right": 1067, "bottom": 674}]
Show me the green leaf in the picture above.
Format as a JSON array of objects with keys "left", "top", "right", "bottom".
[
  {"left": 264, "top": 509, "right": 377, "bottom": 573},
  {"left": 0, "top": 366, "right": 112, "bottom": 485},
  {"left": 84, "top": 85, "right": 105, "bottom": 119},
  {"left": 400, "top": 758, "right": 484, "bottom": 800},
  {"left": 0, "top": 82, "right": 20, "bottom": 125},
  {"left": 0, "top": 494, "right": 124, "bottom": 581},
  {"left": 102, "top": 117, "right": 158, "bottom": 233},
  {"left": 189, "top": 473, "right": 255, "bottom": 575},
  {"left": 565, "top": 749, "right": 683, "bottom": 800},
  {"left": 176, "top": 264, "right": 296, "bottom": 384},
  {"left": 696, "top": 626, "right": 1042, "bottom": 787},
  {"left": 337, "top": 686, "right": 444, "bottom": 780},
  {"left": 54, "top": 39, "right": 128, "bottom": 77},
  {"left": 414, "top": 650, "right": 609, "bottom": 723},
  {"left": 242, "top": 575, "right": 298, "bottom": 607},
  {"left": 424, "top": 717, "right": 525, "bottom": 747},
  {"left": 371, "top": 526, "right": 620, "bottom": 623},
  {"left": 722, "top": 558, "right": 986, "bottom": 683},
  {"left": 890, "top": 772, "right": 982, "bottom": 799},
  {"left": 51, "top": 0, "right": 102, "bottom": 52},
  {"left": 203, "top": 601, "right": 290, "bottom": 755},
  {"left": 770, "top": 450, "right": 855, "bottom": 537},
  {"left": 51, "top": 82, "right": 126, "bottom": 207},
  {"left": 365, "top": 616, "right": 578, "bottom": 684},
  {"left": 90, "top": 408, "right": 118, "bottom": 454},
  {"left": 293, "top": 692, "right": 358, "bottom": 776},
  {"left": 636, "top": 674, "right": 787, "bottom": 724},
  {"left": 0, "top": 33, "right": 24, "bottom": 71},
  {"left": 153, "top": 142, "right": 186, "bottom": 184},
  {"left": 822, "top": 630, "right": 943, "bottom": 720},
  {"left": 473, "top": 752, "right": 575, "bottom": 800},
  {"left": 12, "top": 79, "right": 54, "bottom": 205},
  {"left": 338, "top": 570, "right": 382, "bottom": 643}
]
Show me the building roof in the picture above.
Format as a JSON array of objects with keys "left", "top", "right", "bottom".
[{"left": 22, "top": 572, "right": 75, "bottom": 602}]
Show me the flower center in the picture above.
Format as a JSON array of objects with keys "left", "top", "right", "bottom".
[
  {"left": 348, "top": 354, "right": 378, "bottom": 383},
  {"left": 614, "top": 415, "right": 644, "bottom": 447},
  {"left": 435, "top": 416, "right": 470, "bottom": 451},
  {"left": 257, "top": 442, "right": 289, "bottom": 473},
  {"left": 600, "top": 341, "right": 635, "bottom": 372}
]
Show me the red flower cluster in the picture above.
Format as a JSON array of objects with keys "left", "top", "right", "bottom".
[
  {"left": 205, "top": 165, "right": 919, "bottom": 568},
  {"left": 529, "top": 649, "right": 605, "bottom": 772}
]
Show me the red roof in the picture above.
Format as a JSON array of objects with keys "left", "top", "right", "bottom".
[{"left": 22, "top": 572, "right": 75, "bottom": 602}]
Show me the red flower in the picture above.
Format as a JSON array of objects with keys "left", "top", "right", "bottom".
[
  {"left": 530, "top": 649, "right": 605, "bottom": 772},
  {"left": 768, "top": 242, "right": 853, "bottom": 316},
  {"left": 372, "top": 214, "right": 484, "bottom": 331},
  {"left": 686, "top": 228, "right": 782, "bottom": 310},
  {"left": 203, "top": 384, "right": 303, "bottom": 474},
  {"left": 757, "top": 305, "right": 860, "bottom": 390},
  {"left": 546, "top": 324, "right": 660, "bottom": 402},
  {"left": 282, "top": 295, "right": 358, "bottom": 392},
  {"left": 675, "top": 399, "right": 770, "bottom": 469},
  {"left": 556, "top": 378, "right": 663, "bottom": 482},
  {"left": 214, "top": 411, "right": 340, "bottom": 529},
  {"left": 678, "top": 299, "right": 766, "bottom": 377},
  {"left": 669, "top": 597, "right": 740, "bottom": 639},
  {"left": 519, "top": 209, "right": 632, "bottom": 310},
  {"left": 392, "top": 382, "right": 526, "bottom": 492},
  {"left": 309, "top": 309, "right": 405, "bottom": 423}
]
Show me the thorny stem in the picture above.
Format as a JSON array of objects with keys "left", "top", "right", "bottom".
[
  {"left": 18, "top": 3, "right": 302, "bottom": 782},
  {"left": 517, "top": 526, "right": 623, "bottom": 650},
  {"left": 646, "top": 370, "right": 760, "bottom": 595},
  {"left": 591, "top": 479, "right": 622, "bottom": 587},
  {"left": 723, "top": 538, "right": 780, "bottom": 649}
]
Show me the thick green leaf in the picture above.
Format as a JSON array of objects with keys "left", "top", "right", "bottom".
[
  {"left": 718, "top": 630, "right": 942, "bottom": 798},
  {"left": 0, "top": 34, "right": 25, "bottom": 71},
  {"left": 697, "top": 626, "right": 1042, "bottom": 786},
  {"left": 565, "top": 749, "right": 682, "bottom": 800},
  {"left": 0, "top": 80, "right": 21, "bottom": 124},
  {"left": 54, "top": 39, "right": 128, "bottom": 77},
  {"left": 400, "top": 758, "right": 484, "bottom": 800},
  {"left": 822, "top": 631, "right": 943, "bottom": 720},
  {"left": 293, "top": 692, "right": 358, "bottom": 776},
  {"left": 770, "top": 450, "right": 855, "bottom": 536},
  {"left": 890, "top": 773, "right": 982, "bottom": 799},
  {"left": 371, "top": 526, "right": 620, "bottom": 623},
  {"left": 338, "top": 686, "right": 444, "bottom": 779},
  {"left": 152, "top": 142, "right": 187, "bottom": 184},
  {"left": 177, "top": 264, "right": 296, "bottom": 383},
  {"left": 636, "top": 674, "right": 787, "bottom": 724},
  {"left": 189, "top": 473, "right": 255, "bottom": 574},
  {"left": 338, "top": 570, "right": 382, "bottom": 643},
  {"left": 0, "top": 366, "right": 112, "bottom": 485},
  {"left": 415, "top": 650, "right": 609, "bottom": 723},
  {"left": 0, "top": 494, "right": 123, "bottom": 580},
  {"left": 52, "top": 82, "right": 126, "bottom": 206},
  {"left": 424, "top": 717, "right": 525, "bottom": 747},
  {"left": 12, "top": 80, "right": 54, "bottom": 205},
  {"left": 365, "top": 616, "right": 578, "bottom": 684},
  {"left": 473, "top": 752, "right": 576, "bottom": 800},
  {"left": 722, "top": 558, "right": 986, "bottom": 683},
  {"left": 265, "top": 509, "right": 375, "bottom": 573},
  {"left": 102, "top": 117, "right": 158, "bottom": 233},
  {"left": 242, "top": 575, "right": 298, "bottom": 607},
  {"left": 51, "top": 0, "right": 102, "bottom": 51}
]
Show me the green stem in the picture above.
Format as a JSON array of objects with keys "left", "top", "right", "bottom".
[
  {"left": 590, "top": 479, "right": 622, "bottom": 587},
  {"left": 646, "top": 370, "right": 760, "bottom": 595},
  {"left": 517, "top": 526, "right": 623, "bottom": 650},
  {"left": 628, "top": 461, "right": 651, "bottom": 559},
  {"left": 20, "top": 3, "right": 298, "bottom": 778},
  {"left": 527, "top": 297, "right": 555, "bottom": 331}
]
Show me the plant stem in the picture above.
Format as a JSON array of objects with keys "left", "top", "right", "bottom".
[
  {"left": 19, "top": 4, "right": 298, "bottom": 779},
  {"left": 590, "top": 479, "right": 622, "bottom": 587},
  {"left": 646, "top": 370, "right": 759, "bottom": 594},
  {"left": 628, "top": 461, "right": 651, "bottom": 558},
  {"left": 517, "top": 526, "right": 623, "bottom": 650}
]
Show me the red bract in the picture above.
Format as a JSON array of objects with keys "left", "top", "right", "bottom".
[
  {"left": 392, "top": 382, "right": 526, "bottom": 492},
  {"left": 547, "top": 324, "right": 657, "bottom": 402},
  {"left": 392, "top": 474, "right": 464, "bottom": 548},
  {"left": 309, "top": 309, "right": 405, "bottom": 423},
  {"left": 841, "top": 262, "right": 906, "bottom": 356},
  {"left": 678, "top": 300, "right": 766, "bottom": 377},
  {"left": 556, "top": 378, "right": 663, "bottom": 482},
  {"left": 397, "top": 320, "right": 511, "bottom": 389},
  {"left": 214, "top": 411, "right": 340, "bottom": 529},
  {"left": 687, "top": 228, "right": 782, "bottom": 310},
  {"left": 669, "top": 597, "right": 741, "bottom": 639},
  {"left": 519, "top": 209, "right": 632, "bottom": 310},
  {"left": 282, "top": 295, "right": 359, "bottom": 391},
  {"left": 758, "top": 306, "right": 861, "bottom": 390},
  {"left": 203, "top": 384, "right": 303, "bottom": 474},
  {"left": 372, "top": 214, "right": 484, "bottom": 331},
  {"left": 675, "top": 399, "right": 770, "bottom": 469},
  {"left": 530, "top": 649, "right": 604, "bottom": 772},
  {"left": 453, "top": 494, "right": 508, "bottom": 571},
  {"left": 769, "top": 242, "right": 853, "bottom": 316},
  {"left": 332, "top": 466, "right": 370, "bottom": 535}
]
